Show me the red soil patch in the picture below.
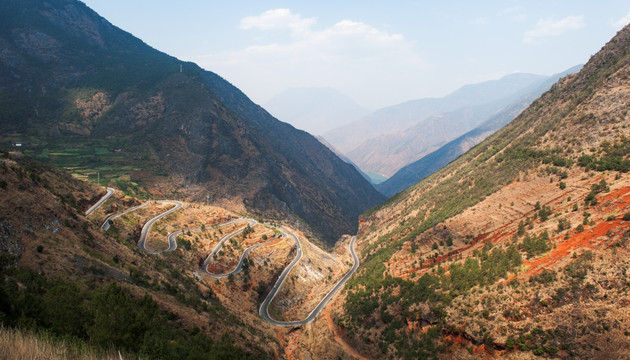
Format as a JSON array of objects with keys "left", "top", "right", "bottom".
[
  {"left": 210, "top": 284, "right": 221, "bottom": 296},
  {"left": 399, "top": 182, "right": 630, "bottom": 282},
  {"left": 599, "top": 186, "right": 630, "bottom": 212},
  {"left": 522, "top": 186, "right": 630, "bottom": 278},
  {"left": 443, "top": 334, "right": 468, "bottom": 346},
  {"left": 524, "top": 221, "right": 613, "bottom": 277},
  {"left": 473, "top": 344, "right": 487, "bottom": 355}
]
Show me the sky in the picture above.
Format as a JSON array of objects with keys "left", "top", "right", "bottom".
[{"left": 81, "top": 1, "right": 630, "bottom": 110}]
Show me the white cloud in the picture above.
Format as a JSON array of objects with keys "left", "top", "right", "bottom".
[
  {"left": 240, "top": 9, "right": 316, "bottom": 36},
  {"left": 196, "top": 9, "right": 424, "bottom": 107},
  {"left": 612, "top": 11, "right": 630, "bottom": 29},
  {"left": 523, "top": 15, "right": 585, "bottom": 44}
]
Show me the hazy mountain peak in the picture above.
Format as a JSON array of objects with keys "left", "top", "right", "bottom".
[
  {"left": 264, "top": 86, "right": 370, "bottom": 135},
  {"left": 322, "top": 72, "right": 551, "bottom": 154}
]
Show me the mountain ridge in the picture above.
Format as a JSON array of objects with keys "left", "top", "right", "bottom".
[
  {"left": 322, "top": 72, "right": 548, "bottom": 154},
  {"left": 330, "top": 24, "right": 630, "bottom": 359},
  {"left": 0, "top": 0, "right": 385, "bottom": 245},
  {"left": 377, "top": 64, "right": 583, "bottom": 196}
]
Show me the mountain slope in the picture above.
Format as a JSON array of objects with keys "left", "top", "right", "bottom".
[
  {"left": 0, "top": 0, "right": 384, "bottom": 245},
  {"left": 378, "top": 65, "right": 582, "bottom": 196},
  {"left": 322, "top": 73, "right": 548, "bottom": 154},
  {"left": 330, "top": 25, "right": 630, "bottom": 359},
  {"left": 347, "top": 98, "right": 515, "bottom": 177},
  {"left": 0, "top": 152, "right": 272, "bottom": 357},
  {"left": 264, "top": 87, "right": 370, "bottom": 135}
]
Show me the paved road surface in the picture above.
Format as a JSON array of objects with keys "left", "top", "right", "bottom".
[
  {"left": 91, "top": 192, "right": 361, "bottom": 326},
  {"left": 101, "top": 202, "right": 149, "bottom": 231},
  {"left": 259, "top": 235, "right": 358, "bottom": 326},
  {"left": 137, "top": 200, "right": 183, "bottom": 254},
  {"left": 85, "top": 187, "right": 114, "bottom": 216}
]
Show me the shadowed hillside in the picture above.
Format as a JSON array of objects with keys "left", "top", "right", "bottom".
[{"left": 0, "top": 0, "right": 384, "bottom": 245}]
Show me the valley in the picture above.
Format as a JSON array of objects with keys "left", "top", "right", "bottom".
[
  {"left": 2, "top": 1, "right": 630, "bottom": 359},
  {"left": 0, "top": 153, "right": 363, "bottom": 358},
  {"left": 85, "top": 184, "right": 360, "bottom": 327}
]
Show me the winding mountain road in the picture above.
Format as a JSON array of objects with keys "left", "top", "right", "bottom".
[
  {"left": 85, "top": 187, "right": 114, "bottom": 216},
  {"left": 259, "top": 235, "right": 358, "bottom": 326},
  {"left": 87, "top": 191, "right": 360, "bottom": 326},
  {"left": 101, "top": 202, "right": 149, "bottom": 231},
  {"left": 137, "top": 200, "right": 183, "bottom": 254},
  {"left": 202, "top": 219, "right": 257, "bottom": 275}
]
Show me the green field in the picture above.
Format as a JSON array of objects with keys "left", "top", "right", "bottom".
[{"left": 1, "top": 136, "right": 164, "bottom": 198}]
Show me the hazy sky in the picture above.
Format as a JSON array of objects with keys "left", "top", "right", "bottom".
[{"left": 82, "top": 0, "right": 630, "bottom": 109}]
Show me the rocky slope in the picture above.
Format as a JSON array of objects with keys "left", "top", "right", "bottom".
[
  {"left": 0, "top": 0, "right": 384, "bottom": 245},
  {"left": 377, "top": 65, "right": 582, "bottom": 197},
  {"left": 330, "top": 24, "right": 630, "bottom": 359}
]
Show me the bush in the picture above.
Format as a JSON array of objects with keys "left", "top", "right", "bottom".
[
  {"left": 517, "top": 221, "right": 526, "bottom": 237},
  {"left": 623, "top": 213, "right": 630, "bottom": 221},
  {"left": 577, "top": 138, "right": 630, "bottom": 172},
  {"left": 535, "top": 205, "right": 553, "bottom": 222},
  {"left": 557, "top": 218, "right": 571, "bottom": 232},
  {"left": 520, "top": 231, "right": 550, "bottom": 259},
  {"left": 530, "top": 269, "right": 556, "bottom": 284}
]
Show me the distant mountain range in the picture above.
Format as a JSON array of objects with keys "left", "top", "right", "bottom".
[
  {"left": 264, "top": 87, "right": 370, "bottom": 135},
  {"left": 0, "top": 0, "right": 384, "bottom": 245},
  {"left": 322, "top": 73, "right": 549, "bottom": 155},
  {"left": 377, "top": 65, "right": 582, "bottom": 196}
]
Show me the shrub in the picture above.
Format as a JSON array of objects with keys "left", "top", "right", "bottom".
[
  {"left": 623, "top": 213, "right": 630, "bottom": 221},
  {"left": 537, "top": 206, "right": 552, "bottom": 222},
  {"left": 530, "top": 269, "right": 556, "bottom": 284},
  {"left": 520, "top": 231, "right": 550, "bottom": 259},
  {"left": 557, "top": 218, "right": 571, "bottom": 232},
  {"left": 517, "top": 221, "right": 526, "bottom": 236}
]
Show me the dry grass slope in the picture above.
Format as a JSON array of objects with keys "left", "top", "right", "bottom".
[
  {"left": 0, "top": 327, "right": 129, "bottom": 360},
  {"left": 328, "top": 23, "right": 630, "bottom": 360}
]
